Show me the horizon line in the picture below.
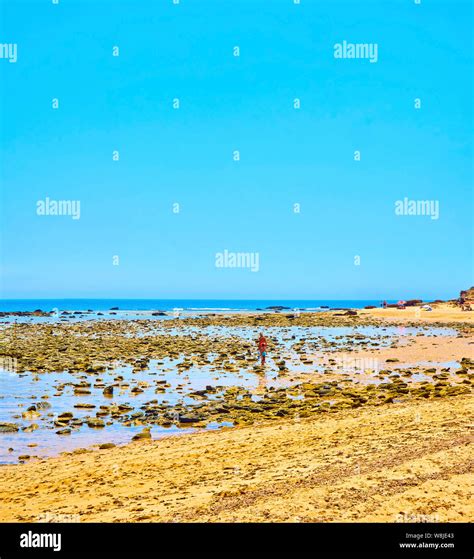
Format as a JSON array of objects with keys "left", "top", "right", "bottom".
[{"left": 0, "top": 296, "right": 448, "bottom": 301}]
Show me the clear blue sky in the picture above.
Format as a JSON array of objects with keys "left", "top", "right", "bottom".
[{"left": 0, "top": 0, "right": 472, "bottom": 300}]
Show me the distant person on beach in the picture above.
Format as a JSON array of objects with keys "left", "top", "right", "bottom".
[{"left": 257, "top": 333, "right": 268, "bottom": 366}]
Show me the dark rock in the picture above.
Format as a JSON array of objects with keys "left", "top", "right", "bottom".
[
  {"left": 132, "top": 428, "right": 151, "bottom": 441},
  {"left": 74, "top": 403, "right": 95, "bottom": 409},
  {"left": 405, "top": 300, "right": 423, "bottom": 307},
  {"left": 179, "top": 415, "right": 202, "bottom": 424},
  {"left": 0, "top": 422, "right": 20, "bottom": 433},
  {"left": 99, "top": 443, "right": 116, "bottom": 450},
  {"left": 36, "top": 401, "right": 52, "bottom": 410},
  {"left": 87, "top": 418, "right": 105, "bottom": 428}
]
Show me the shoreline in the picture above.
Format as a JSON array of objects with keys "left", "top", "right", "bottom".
[
  {"left": 0, "top": 298, "right": 469, "bottom": 314},
  {"left": 1, "top": 301, "right": 472, "bottom": 323}
]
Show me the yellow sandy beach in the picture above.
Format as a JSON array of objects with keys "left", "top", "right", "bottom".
[{"left": 0, "top": 394, "right": 472, "bottom": 523}]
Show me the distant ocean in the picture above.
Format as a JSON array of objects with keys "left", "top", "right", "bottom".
[{"left": 0, "top": 299, "right": 396, "bottom": 313}]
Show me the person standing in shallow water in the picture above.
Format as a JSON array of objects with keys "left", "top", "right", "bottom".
[{"left": 257, "top": 333, "right": 268, "bottom": 366}]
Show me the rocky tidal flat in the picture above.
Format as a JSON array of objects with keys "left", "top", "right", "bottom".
[{"left": 0, "top": 312, "right": 472, "bottom": 464}]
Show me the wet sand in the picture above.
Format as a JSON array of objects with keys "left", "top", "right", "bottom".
[{"left": 327, "top": 334, "right": 473, "bottom": 368}]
